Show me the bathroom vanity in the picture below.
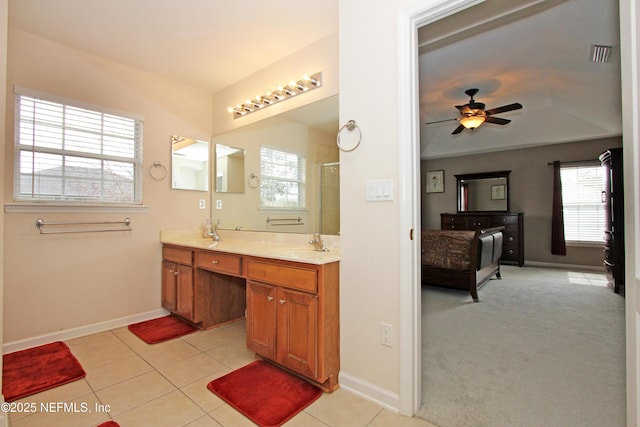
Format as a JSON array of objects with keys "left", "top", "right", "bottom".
[{"left": 160, "top": 231, "right": 340, "bottom": 391}]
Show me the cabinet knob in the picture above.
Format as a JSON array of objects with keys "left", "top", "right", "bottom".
[
  {"left": 174, "top": 271, "right": 179, "bottom": 276},
  {"left": 267, "top": 296, "right": 274, "bottom": 302},
  {"left": 508, "top": 236, "right": 514, "bottom": 241},
  {"left": 211, "top": 260, "right": 219, "bottom": 264},
  {"left": 279, "top": 299, "right": 286, "bottom": 305}
]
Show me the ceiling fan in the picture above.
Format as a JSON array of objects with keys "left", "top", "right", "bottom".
[{"left": 426, "top": 88, "right": 523, "bottom": 135}]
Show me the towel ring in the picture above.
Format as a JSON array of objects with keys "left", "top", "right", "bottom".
[
  {"left": 248, "top": 173, "right": 259, "bottom": 188},
  {"left": 148, "top": 161, "right": 167, "bottom": 181},
  {"left": 337, "top": 119, "right": 362, "bottom": 152}
]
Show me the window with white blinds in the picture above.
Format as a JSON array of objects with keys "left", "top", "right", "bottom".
[
  {"left": 560, "top": 164, "right": 606, "bottom": 243},
  {"left": 14, "top": 90, "right": 143, "bottom": 204},
  {"left": 259, "top": 146, "right": 306, "bottom": 208}
]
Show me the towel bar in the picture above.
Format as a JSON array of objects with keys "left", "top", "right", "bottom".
[{"left": 35, "top": 217, "right": 132, "bottom": 234}]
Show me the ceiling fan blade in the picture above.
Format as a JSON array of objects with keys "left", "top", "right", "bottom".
[
  {"left": 452, "top": 124, "right": 465, "bottom": 135},
  {"left": 485, "top": 103, "right": 522, "bottom": 115},
  {"left": 485, "top": 116, "right": 511, "bottom": 125},
  {"left": 425, "top": 118, "right": 458, "bottom": 125}
]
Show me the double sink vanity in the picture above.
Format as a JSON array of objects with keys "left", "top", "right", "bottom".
[{"left": 160, "top": 230, "right": 340, "bottom": 392}]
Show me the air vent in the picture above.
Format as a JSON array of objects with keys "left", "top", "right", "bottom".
[{"left": 590, "top": 44, "right": 613, "bottom": 63}]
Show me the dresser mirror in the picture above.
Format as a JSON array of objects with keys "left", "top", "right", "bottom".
[
  {"left": 215, "top": 144, "right": 245, "bottom": 193},
  {"left": 211, "top": 95, "right": 339, "bottom": 234},
  {"left": 456, "top": 170, "right": 510, "bottom": 212},
  {"left": 171, "top": 136, "right": 209, "bottom": 191}
]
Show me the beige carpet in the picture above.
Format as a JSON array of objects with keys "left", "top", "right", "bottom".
[{"left": 417, "top": 266, "right": 626, "bottom": 427}]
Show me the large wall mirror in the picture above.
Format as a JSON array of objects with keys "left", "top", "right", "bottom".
[
  {"left": 456, "top": 170, "right": 510, "bottom": 212},
  {"left": 211, "top": 95, "right": 339, "bottom": 234},
  {"left": 171, "top": 135, "right": 209, "bottom": 191}
]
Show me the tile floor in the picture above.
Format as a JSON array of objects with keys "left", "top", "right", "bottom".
[{"left": 7, "top": 320, "right": 436, "bottom": 427}]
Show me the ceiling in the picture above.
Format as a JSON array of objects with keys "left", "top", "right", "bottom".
[
  {"left": 8, "top": 0, "right": 338, "bottom": 94},
  {"left": 8, "top": 0, "right": 621, "bottom": 160},
  {"left": 419, "top": 0, "right": 622, "bottom": 159}
]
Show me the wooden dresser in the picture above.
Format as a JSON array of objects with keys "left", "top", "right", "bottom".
[{"left": 441, "top": 212, "right": 524, "bottom": 266}]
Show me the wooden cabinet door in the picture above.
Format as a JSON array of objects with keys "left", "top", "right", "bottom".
[
  {"left": 175, "top": 264, "right": 195, "bottom": 321},
  {"left": 246, "top": 281, "right": 276, "bottom": 359},
  {"left": 276, "top": 287, "right": 318, "bottom": 379},
  {"left": 161, "top": 260, "right": 178, "bottom": 312}
]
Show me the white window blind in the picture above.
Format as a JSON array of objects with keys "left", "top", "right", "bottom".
[
  {"left": 14, "top": 90, "right": 143, "bottom": 204},
  {"left": 560, "top": 164, "right": 605, "bottom": 243},
  {"left": 260, "top": 146, "right": 306, "bottom": 208}
]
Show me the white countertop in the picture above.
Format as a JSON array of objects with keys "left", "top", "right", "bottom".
[{"left": 160, "top": 230, "right": 340, "bottom": 265}]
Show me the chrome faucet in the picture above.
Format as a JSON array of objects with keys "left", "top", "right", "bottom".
[
  {"left": 206, "top": 220, "right": 222, "bottom": 241},
  {"left": 309, "top": 232, "right": 328, "bottom": 252}
]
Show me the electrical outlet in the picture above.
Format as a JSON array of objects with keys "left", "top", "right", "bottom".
[
  {"left": 380, "top": 323, "right": 393, "bottom": 347},
  {"left": 216, "top": 200, "right": 222, "bottom": 210},
  {"left": 199, "top": 199, "right": 205, "bottom": 209}
]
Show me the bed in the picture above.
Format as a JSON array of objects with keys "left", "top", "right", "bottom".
[{"left": 421, "top": 227, "right": 504, "bottom": 301}]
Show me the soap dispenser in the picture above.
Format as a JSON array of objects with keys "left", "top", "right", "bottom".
[{"left": 203, "top": 218, "right": 213, "bottom": 238}]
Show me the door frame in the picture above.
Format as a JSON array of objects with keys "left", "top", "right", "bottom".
[
  {"left": 396, "top": 1, "right": 640, "bottom": 424},
  {"left": 396, "top": 0, "right": 484, "bottom": 415}
]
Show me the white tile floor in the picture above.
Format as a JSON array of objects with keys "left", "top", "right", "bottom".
[{"left": 7, "top": 320, "right": 436, "bottom": 427}]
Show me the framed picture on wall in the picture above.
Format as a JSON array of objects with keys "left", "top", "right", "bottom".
[
  {"left": 491, "top": 184, "right": 506, "bottom": 200},
  {"left": 426, "top": 170, "right": 444, "bottom": 193}
]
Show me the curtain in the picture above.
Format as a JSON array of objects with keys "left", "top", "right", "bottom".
[
  {"left": 461, "top": 183, "right": 469, "bottom": 211},
  {"left": 551, "top": 160, "right": 567, "bottom": 255}
]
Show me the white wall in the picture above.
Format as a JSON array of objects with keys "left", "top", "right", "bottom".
[
  {"left": 3, "top": 28, "right": 213, "bottom": 345},
  {"left": 338, "top": 0, "right": 413, "bottom": 409}
]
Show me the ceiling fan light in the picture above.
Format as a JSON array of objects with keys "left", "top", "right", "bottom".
[{"left": 460, "top": 115, "right": 485, "bottom": 130}]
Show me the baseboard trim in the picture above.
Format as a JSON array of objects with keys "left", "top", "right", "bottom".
[
  {"left": 3, "top": 308, "right": 169, "bottom": 354},
  {"left": 339, "top": 371, "right": 400, "bottom": 413},
  {"left": 524, "top": 260, "right": 605, "bottom": 272}
]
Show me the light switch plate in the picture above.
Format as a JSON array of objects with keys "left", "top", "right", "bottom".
[{"left": 366, "top": 179, "right": 393, "bottom": 201}]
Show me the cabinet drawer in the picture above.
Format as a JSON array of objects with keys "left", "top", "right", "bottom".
[
  {"left": 492, "top": 215, "right": 518, "bottom": 226},
  {"left": 162, "top": 246, "right": 193, "bottom": 265},
  {"left": 246, "top": 259, "right": 317, "bottom": 293},
  {"left": 441, "top": 215, "right": 466, "bottom": 229},
  {"left": 502, "top": 244, "right": 518, "bottom": 258},
  {"left": 502, "top": 232, "right": 518, "bottom": 244},
  {"left": 468, "top": 216, "right": 490, "bottom": 229},
  {"left": 196, "top": 251, "right": 242, "bottom": 276}
]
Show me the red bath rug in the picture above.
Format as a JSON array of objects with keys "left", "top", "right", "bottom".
[
  {"left": 2, "top": 341, "right": 86, "bottom": 402},
  {"left": 207, "top": 360, "right": 322, "bottom": 427},
  {"left": 128, "top": 315, "right": 197, "bottom": 344}
]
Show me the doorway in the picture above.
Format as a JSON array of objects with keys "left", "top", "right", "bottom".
[
  {"left": 319, "top": 162, "right": 340, "bottom": 235},
  {"left": 396, "top": 0, "right": 636, "bottom": 422}
]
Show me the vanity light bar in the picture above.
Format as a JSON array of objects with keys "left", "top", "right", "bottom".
[{"left": 228, "top": 72, "right": 322, "bottom": 119}]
